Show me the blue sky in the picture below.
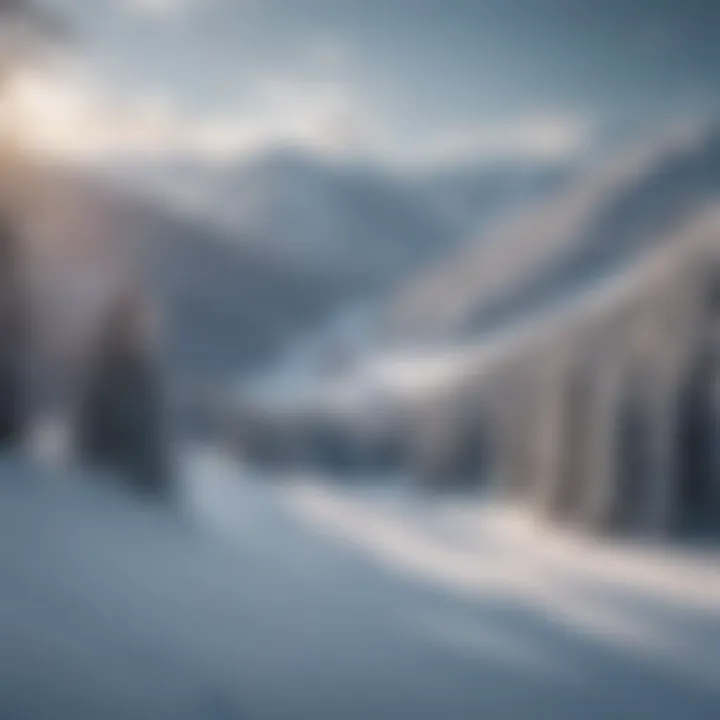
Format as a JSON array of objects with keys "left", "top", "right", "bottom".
[{"left": 28, "top": 0, "right": 720, "bottom": 163}]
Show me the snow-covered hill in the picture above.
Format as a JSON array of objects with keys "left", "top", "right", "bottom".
[
  {"left": 1, "top": 450, "right": 718, "bottom": 719},
  {"left": 385, "top": 123, "right": 720, "bottom": 343}
]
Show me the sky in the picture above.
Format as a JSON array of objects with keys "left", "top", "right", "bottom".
[{"left": 12, "top": 0, "right": 720, "bottom": 164}]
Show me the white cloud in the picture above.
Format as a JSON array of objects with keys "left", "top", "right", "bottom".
[
  {"left": 8, "top": 63, "right": 379, "bottom": 163},
  {"left": 7, "top": 60, "right": 591, "bottom": 168},
  {"left": 426, "top": 114, "right": 592, "bottom": 164},
  {"left": 247, "top": 74, "right": 379, "bottom": 155}
]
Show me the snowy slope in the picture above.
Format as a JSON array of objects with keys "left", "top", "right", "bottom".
[
  {"left": 1, "top": 451, "right": 718, "bottom": 719},
  {"left": 385, "top": 123, "right": 720, "bottom": 343}
]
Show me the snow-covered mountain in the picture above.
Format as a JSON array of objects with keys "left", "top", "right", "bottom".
[
  {"left": 87, "top": 181, "right": 347, "bottom": 381},
  {"left": 108, "top": 149, "right": 448, "bottom": 284},
  {"left": 412, "top": 157, "right": 574, "bottom": 243},
  {"left": 99, "top": 148, "right": 574, "bottom": 381},
  {"left": 109, "top": 147, "right": 574, "bottom": 283},
  {"left": 384, "top": 123, "right": 720, "bottom": 344}
]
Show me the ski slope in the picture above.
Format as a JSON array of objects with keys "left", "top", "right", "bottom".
[{"left": 0, "top": 449, "right": 718, "bottom": 719}]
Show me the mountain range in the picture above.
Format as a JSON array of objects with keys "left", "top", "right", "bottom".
[{"left": 99, "top": 148, "right": 570, "bottom": 381}]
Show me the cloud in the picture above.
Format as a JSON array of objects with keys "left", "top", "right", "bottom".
[
  {"left": 426, "top": 114, "right": 592, "bottom": 164},
  {"left": 9, "top": 63, "right": 379, "bottom": 163},
  {"left": 246, "top": 74, "right": 379, "bottom": 155},
  {"left": 8, "top": 59, "right": 591, "bottom": 168}
]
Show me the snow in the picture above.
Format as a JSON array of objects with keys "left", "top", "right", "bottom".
[
  {"left": 264, "top": 216, "right": 715, "bottom": 414},
  {"left": 0, "top": 449, "right": 718, "bottom": 719},
  {"left": 236, "top": 301, "right": 380, "bottom": 411}
]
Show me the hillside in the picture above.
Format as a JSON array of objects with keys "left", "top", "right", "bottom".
[
  {"left": 1, "top": 451, "right": 719, "bottom": 719},
  {"left": 100, "top": 149, "right": 572, "bottom": 381},
  {"left": 384, "top": 124, "right": 720, "bottom": 344}
]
